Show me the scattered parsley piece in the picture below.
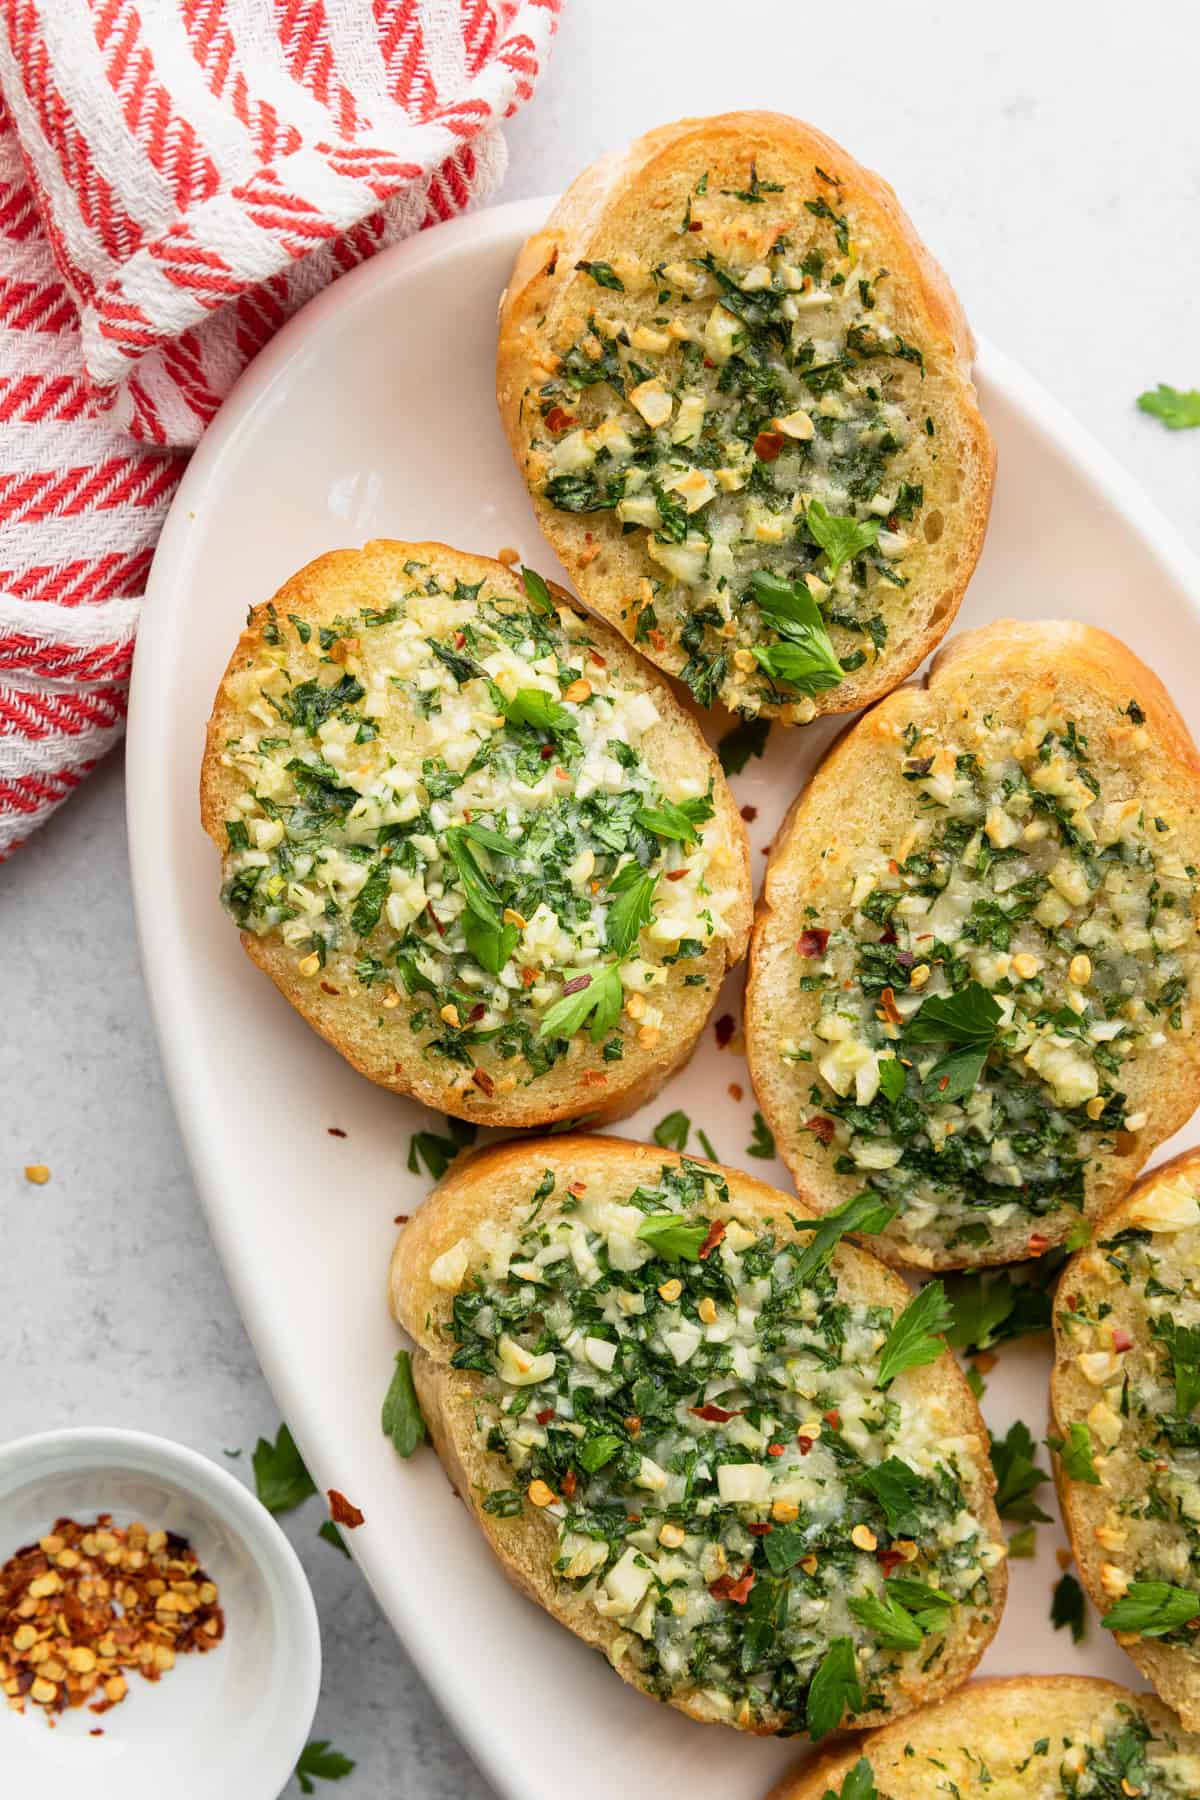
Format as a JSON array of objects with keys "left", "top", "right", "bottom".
[
  {"left": 575, "top": 259, "right": 625, "bottom": 290},
  {"left": 805, "top": 500, "right": 881, "bottom": 578},
  {"left": 1049, "top": 1420, "right": 1101, "bottom": 1486},
  {"left": 252, "top": 1424, "right": 317, "bottom": 1515},
  {"left": 696, "top": 1128, "right": 719, "bottom": 1162},
  {"left": 877, "top": 1057, "right": 906, "bottom": 1103},
  {"left": 318, "top": 1519, "right": 350, "bottom": 1558},
  {"left": 521, "top": 565, "right": 555, "bottom": 613},
  {"left": 605, "top": 864, "right": 657, "bottom": 955},
  {"left": 855, "top": 1458, "right": 933, "bottom": 1537},
  {"left": 826, "top": 1761, "right": 877, "bottom": 1800},
  {"left": 1137, "top": 384, "right": 1200, "bottom": 430},
  {"left": 941, "top": 1264, "right": 1055, "bottom": 1354},
  {"left": 791, "top": 1190, "right": 896, "bottom": 1283},
  {"left": 846, "top": 1588, "right": 923, "bottom": 1651},
  {"left": 538, "top": 963, "right": 624, "bottom": 1043},
  {"left": 502, "top": 686, "right": 572, "bottom": 732},
  {"left": 1051, "top": 1571, "right": 1087, "bottom": 1643},
  {"left": 636, "top": 792, "right": 714, "bottom": 844},
  {"left": 746, "top": 1111, "right": 776, "bottom": 1160},
  {"left": 636, "top": 1214, "right": 709, "bottom": 1261},
  {"left": 407, "top": 1116, "right": 477, "bottom": 1181},
  {"left": 381, "top": 1349, "right": 427, "bottom": 1458},
  {"left": 1102, "top": 1580, "right": 1200, "bottom": 1636},
  {"left": 1007, "top": 1524, "right": 1037, "bottom": 1558},
  {"left": 295, "top": 1740, "right": 355, "bottom": 1793},
  {"left": 876, "top": 1281, "right": 952, "bottom": 1387},
  {"left": 989, "top": 1420, "right": 1053, "bottom": 1522},
  {"left": 806, "top": 1634, "right": 862, "bottom": 1740},
  {"left": 653, "top": 1109, "right": 691, "bottom": 1151},
  {"left": 717, "top": 715, "right": 771, "bottom": 775}
]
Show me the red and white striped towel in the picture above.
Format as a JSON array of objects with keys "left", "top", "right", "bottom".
[{"left": 0, "top": 0, "right": 559, "bottom": 856}]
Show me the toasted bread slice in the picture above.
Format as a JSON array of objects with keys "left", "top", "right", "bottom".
[
  {"left": 200, "top": 541, "right": 750, "bottom": 1126},
  {"left": 774, "top": 1675, "right": 1200, "bottom": 1798},
  {"left": 389, "top": 1136, "right": 1005, "bottom": 1736},
  {"left": 497, "top": 112, "right": 993, "bottom": 723},
  {"left": 745, "top": 619, "right": 1200, "bottom": 1270},
  {"left": 1051, "top": 1148, "right": 1200, "bottom": 1728}
]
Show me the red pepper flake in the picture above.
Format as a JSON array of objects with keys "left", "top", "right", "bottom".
[
  {"left": 881, "top": 925, "right": 898, "bottom": 946},
  {"left": 588, "top": 649, "right": 607, "bottom": 667},
  {"left": 767, "top": 1443, "right": 785, "bottom": 1457},
  {"left": 1065, "top": 1292, "right": 1080, "bottom": 1312},
  {"left": 468, "top": 1003, "right": 486, "bottom": 1024},
  {"left": 798, "top": 928, "right": 830, "bottom": 958},
  {"left": 425, "top": 901, "right": 445, "bottom": 936},
  {"left": 698, "top": 1219, "right": 727, "bottom": 1260},
  {"left": 747, "top": 1522, "right": 773, "bottom": 1537},
  {"left": 875, "top": 1547, "right": 906, "bottom": 1575},
  {"left": 688, "top": 219, "right": 703, "bottom": 232},
  {"left": 327, "top": 1489, "right": 364, "bottom": 1529},
  {"left": 797, "top": 1434, "right": 814, "bottom": 1455},
  {"left": 319, "top": 981, "right": 339, "bottom": 996},
  {"left": 1113, "top": 1328, "right": 1133, "bottom": 1353},
  {"left": 544, "top": 405, "right": 576, "bottom": 433},
  {"left": 472, "top": 1067, "right": 495, "bottom": 1096},
  {"left": 690, "top": 1403, "right": 740, "bottom": 1423},
  {"left": 454, "top": 631, "right": 466, "bottom": 647},
  {"left": 709, "top": 1565, "right": 755, "bottom": 1605},
  {"left": 888, "top": 858, "right": 900, "bottom": 875},
  {"left": 823, "top": 1408, "right": 841, "bottom": 1429},
  {"left": 740, "top": 804, "right": 758, "bottom": 823},
  {"left": 754, "top": 429, "right": 784, "bottom": 461},
  {"left": 89, "top": 1728, "right": 104, "bottom": 1736},
  {"left": 938, "top": 1076, "right": 950, "bottom": 1092},
  {"left": 567, "top": 1181, "right": 587, "bottom": 1197},
  {"left": 803, "top": 1115, "right": 835, "bottom": 1145},
  {"left": 540, "top": 743, "right": 554, "bottom": 760},
  {"left": 562, "top": 1470, "right": 577, "bottom": 1501},
  {"left": 648, "top": 628, "right": 668, "bottom": 652},
  {"left": 879, "top": 986, "right": 902, "bottom": 1025},
  {"left": 665, "top": 867, "right": 688, "bottom": 882},
  {"left": 1028, "top": 1232, "right": 1050, "bottom": 1255},
  {"left": 394, "top": 1214, "right": 410, "bottom": 1225},
  {"left": 327, "top": 1127, "right": 347, "bottom": 1138},
  {"left": 714, "top": 1013, "right": 735, "bottom": 1048},
  {"left": 561, "top": 974, "right": 592, "bottom": 996},
  {"left": 536, "top": 1408, "right": 556, "bottom": 1425}
]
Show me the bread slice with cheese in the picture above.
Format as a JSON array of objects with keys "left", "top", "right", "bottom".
[
  {"left": 497, "top": 112, "right": 993, "bottom": 724},
  {"left": 1051, "top": 1148, "right": 1200, "bottom": 1728},
  {"left": 775, "top": 1675, "right": 1200, "bottom": 1798},
  {"left": 200, "top": 541, "right": 750, "bottom": 1126},
  {"left": 389, "top": 1136, "right": 1005, "bottom": 1736},
  {"left": 745, "top": 619, "right": 1200, "bottom": 1270}
]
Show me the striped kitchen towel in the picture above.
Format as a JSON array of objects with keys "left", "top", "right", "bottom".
[{"left": 0, "top": 0, "right": 560, "bottom": 856}]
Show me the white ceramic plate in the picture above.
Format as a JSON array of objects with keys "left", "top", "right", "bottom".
[{"left": 127, "top": 197, "right": 1200, "bottom": 1800}]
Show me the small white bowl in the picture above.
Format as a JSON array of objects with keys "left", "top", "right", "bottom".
[{"left": 0, "top": 1428, "right": 321, "bottom": 1799}]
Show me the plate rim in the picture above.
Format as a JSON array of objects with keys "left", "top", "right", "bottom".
[{"left": 126, "top": 192, "right": 1200, "bottom": 1800}]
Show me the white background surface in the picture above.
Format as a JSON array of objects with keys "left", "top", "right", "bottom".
[{"left": 3, "top": 3, "right": 1199, "bottom": 1795}]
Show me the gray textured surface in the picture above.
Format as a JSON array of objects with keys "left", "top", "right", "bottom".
[{"left": 3, "top": 2, "right": 1199, "bottom": 1794}]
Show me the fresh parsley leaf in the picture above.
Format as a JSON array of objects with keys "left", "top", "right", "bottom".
[
  {"left": 464, "top": 913, "right": 518, "bottom": 977},
  {"left": 942, "top": 1265, "right": 1055, "bottom": 1354},
  {"left": 406, "top": 1117, "right": 476, "bottom": 1181},
  {"left": 653, "top": 1110, "right": 691, "bottom": 1151},
  {"left": 750, "top": 568, "right": 843, "bottom": 694},
  {"left": 521, "top": 566, "right": 555, "bottom": 613},
  {"left": 295, "top": 1740, "right": 355, "bottom": 1793},
  {"left": 575, "top": 258, "right": 625, "bottom": 290},
  {"left": 717, "top": 716, "right": 771, "bottom": 775},
  {"left": 806, "top": 1634, "right": 862, "bottom": 1740},
  {"left": 444, "top": 827, "right": 501, "bottom": 927},
  {"left": 1007, "top": 1524, "right": 1037, "bottom": 1558},
  {"left": 252, "top": 1424, "right": 317, "bottom": 1515},
  {"left": 429, "top": 639, "right": 482, "bottom": 686},
  {"left": 1103, "top": 1580, "right": 1200, "bottom": 1636},
  {"left": 855, "top": 1458, "right": 934, "bottom": 1537},
  {"left": 605, "top": 864, "right": 657, "bottom": 954},
  {"left": 636, "top": 793, "right": 714, "bottom": 844},
  {"left": 1137, "top": 384, "right": 1200, "bottom": 430},
  {"left": 876, "top": 1281, "right": 952, "bottom": 1387},
  {"left": 381, "top": 1349, "right": 427, "bottom": 1458},
  {"left": 805, "top": 499, "right": 881, "bottom": 577},
  {"left": 877, "top": 1057, "right": 906, "bottom": 1103},
  {"left": 740, "top": 1573, "right": 790, "bottom": 1672},
  {"left": 827, "top": 1761, "right": 878, "bottom": 1800},
  {"left": 906, "top": 980, "right": 1001, "bottom": 1044},
  {"left": 636, "top": 1214, "right": 708, "bottom": 1260},
  {"left": 884, "top": 1575, "right": 955, "bottom": 1631},
  {"left": 922, "top": 1040, "right": 992, "bottom": 1103},
  {"left": 225, "top": 818, "right": 249, "bottom": 850},
  {"left": 538, "top": 963, "right": 624, "bottom": 1042},
  {"left": 350, "top": 859, "right": 393, "bottom": 938},
  {"left": 578, "top": 1432, "right": 623, "bottom": 1472},
  {"left": 1153, "top": 1316, "right": 1200, "bottom": 1416},
  {"left": 791, "top": 1191, "right": 897, "bottom": 1283},
  {"left": 318, "top": 1519, "right": 350, "bottom": 1558},
  {"left": 502, "top": 686, "right": 572, "bottom": 732},
  {"left": 1049, "top": 1420, "right": 1101, "bottom": 1486},
  {"left": 989, "top": 1420, "right": 1053, "bottom": 1522},
  {"left": 846, "top": 1588, "right": 923, "bottom": 1651},
  {"left": 1051, "top": 1572, "right": 1087, "bottom": 1643},
  {"left": 746, "top": 1111, "right": 775, "bottom": 1160}
]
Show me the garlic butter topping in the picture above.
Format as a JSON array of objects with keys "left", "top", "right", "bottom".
[
  {"left": 215, "top": 561, "right": 740, "bottom": 1091},
  {"left": 530, "top": 163, "right": 936, "bottom": 715},
  {"left": 780, "top": 695, "right": 1197, "bottom": 1256},
  {"left": 437, "top": 1158, "right": 1002, "bottom": 1730}
]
